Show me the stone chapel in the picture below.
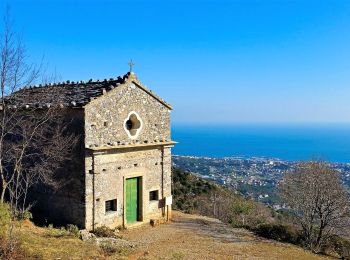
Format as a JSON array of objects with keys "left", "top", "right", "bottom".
[{"left": 10, "top": 71, "right": 175, "bottom": 230}]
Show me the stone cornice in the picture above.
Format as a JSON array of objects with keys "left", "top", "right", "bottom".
[{"left": 86, "top": 141, "right": 177, "bottom": 152}]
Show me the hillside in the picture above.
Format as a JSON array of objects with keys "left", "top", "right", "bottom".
[
  {"left": 173, "top": 155, "right": 350, "bottom": 208},
  {"left": 14, "top": 212, "right": 328, "bottom": 260},
  {"left": 171, "top": 167, "right": 350, "bottom": 259},
  {"left": 172, "top": 167, "right": 217, "bottom": 212},
  {"left": 172, "top": 167, "right": 273, "bottom": 227},
  {"left": 2, "top": 168, "right": 346, "bottom": 259}
]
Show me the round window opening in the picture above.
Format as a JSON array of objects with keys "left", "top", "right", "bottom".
[
  {"left": 125, "top": 119, "right": 133, "bottom": 130},
  {"left": 124, "top": 112, "right": 142, "bottom": 139}
]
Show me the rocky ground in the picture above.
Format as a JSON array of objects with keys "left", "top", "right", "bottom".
[{"left": 119, "top": 211, "right": 329, "bottom": 260}]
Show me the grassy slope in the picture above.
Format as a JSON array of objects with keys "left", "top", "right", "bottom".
[
  {"left": 9, "top": 169, "right": 332, "bottom": 259},
  {"left": 14, "top": 213, "right": 329, "bottom": 260},
  {"left": 15, "top": 220, "right": 103, "bottom": 259}
]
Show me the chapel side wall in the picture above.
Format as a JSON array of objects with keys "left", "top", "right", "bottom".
[{"left": 30, "top": 108, "right": 86, "bottom": 228}]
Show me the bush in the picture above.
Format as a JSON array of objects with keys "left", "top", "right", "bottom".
[
  {"left": 0, "top": 237, "right": 26, "bottom": 260},
  {"left": 253, "top": 223, "right": 301, "bottom": 244},
  {"left": 99, "top": 241, "right": 119, "bottom": 256},
  {"left": 230, "top": 199, "right": 270, "bottom": 229},
  {"left": 0, "top": 204, "right": 25, "bottom": 259},
  {"left": 66, "top": 224, "right": 80, "bottom": 237},
  {"left": 20, "top": 210, "right": 32, "bottom": 221},
  {"left": 322, "top": 235, "right": 350, "bottom": 259},
  {"left": 0, "top": 203, "right": 11, "bottom": 238},
  {"left": 45, "top": 225, "right": 68, "bottom": 237},
  {"left": 93, "top": 226, "right": 117, "bottom": 238},
  {"left": 230, "top": 218, "right": 239, "bottom": 228},
  {"left": 13, "top": 210, "right": 33, "bottom": 221},
  {"left": 45, "top": 224, "right": 79, "bottom": 238}
]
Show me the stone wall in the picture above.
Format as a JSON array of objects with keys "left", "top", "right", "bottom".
[
  {"left": 83, "top": 78, "right": 173, "bottom": 230},
  {"left": 84, "top": 145, "right": 172, "bottom": 230},
  {"left": 84, "top": 80, "right": 171, "bottom": 148},
  {"left": 30, "top": 108, "right": 86, "bottom": 227}
]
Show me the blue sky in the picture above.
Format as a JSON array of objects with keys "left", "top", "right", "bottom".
[{"left": 2, "top": 0, "right": 350, "bottom": 124}]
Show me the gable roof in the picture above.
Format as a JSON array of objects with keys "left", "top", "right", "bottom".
[{"left": 7, "top": 72, "right": 172, "bottom": 110}]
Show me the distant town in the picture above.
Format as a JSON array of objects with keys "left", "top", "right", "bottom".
[{"left": 172, "top": 155, "right": 350, "bottom": 209}]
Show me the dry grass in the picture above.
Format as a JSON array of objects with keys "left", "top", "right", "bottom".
[
  {"left": 4, "top": 212, "right": 334, "bottom": 260},
  {"left": 14, "top": 221, "right": 104, "bottom": 259}
]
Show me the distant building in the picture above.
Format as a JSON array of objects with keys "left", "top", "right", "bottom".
[{"left": 11, "top": 72, "right": 175, "bottom": 230}]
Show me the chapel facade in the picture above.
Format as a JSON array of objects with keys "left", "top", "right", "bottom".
[{"left": 11, "top": 72, "right": 175, "bottom": 230}]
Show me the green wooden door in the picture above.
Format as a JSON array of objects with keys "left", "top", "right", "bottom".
[{"left": 126, "top": 178, "right": 138, "bottom": 223}]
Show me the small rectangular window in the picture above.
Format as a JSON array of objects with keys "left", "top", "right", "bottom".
[
  {"left": 149, "top": 190, "right": 159, "bottom": 201},
  {"left": 105, "top": 199, "right": 117, "bottom": 213}
]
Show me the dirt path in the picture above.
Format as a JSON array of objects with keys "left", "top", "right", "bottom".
[{"left": 120, "top": 211, "right": 329, "bottom": 260}]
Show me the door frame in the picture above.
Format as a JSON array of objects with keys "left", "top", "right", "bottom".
[{"left": 123, "top": 172, "right": 144, "bottom": 227}]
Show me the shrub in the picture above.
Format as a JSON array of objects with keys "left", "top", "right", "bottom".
[
  {"left": 230, "top": 199, "right": 270, "bottom": 228},
  {"left": 66, "top": 224, "right": 80, "bottom": 237},
  {"left": 13, "top": 210, "right": 33, "bottom": 221},
  {"left": 231, "top": 218, "right": 245, "bottom": 228},
  {"left": 322, "top": 235, "right": 350, "bottom": 259},
  {"left": 0, "top": 237, "right": 26, "bottom": 260},
  {"left": 99, "top": 241, "right": 129, "bottom": 257},
  {"left": 253, "top": 223, "right": 301, "bottom": 244},
  {"left": 45, "top": 224, "right": 77, "bottom": 238},
  {"left": 93, "top": 226, "right": 116, "bottom": 238},
  {"left": 99, "top": 241, "right": 119, "bottom": 256},
  {"left": 0, "top": 203, "right": 11, "bottom": 238},
  {"left": 44, "top": 224, "right": 80, "bottom": 238},
  {"left": 0, "top": 204, "right": 25, "bottom": 259},
  {"left": 20, "top": 210, "right": 32, "bottom": 221}
]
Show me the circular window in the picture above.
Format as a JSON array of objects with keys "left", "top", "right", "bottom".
[{"left": 123, "top": 112, "right": 143, "bottom": 139}]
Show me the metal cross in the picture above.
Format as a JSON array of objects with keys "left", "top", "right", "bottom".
[{"left": 128, "top": 59, "right": 135, "bottom": 72}]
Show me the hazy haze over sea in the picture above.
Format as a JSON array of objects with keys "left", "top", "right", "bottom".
[{"left": 172, "top": 124, "right": 350, "bottom": 163}]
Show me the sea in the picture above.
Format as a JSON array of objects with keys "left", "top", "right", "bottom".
[{"left": 171, "top": 124, "right": 350, "bottom": 163}]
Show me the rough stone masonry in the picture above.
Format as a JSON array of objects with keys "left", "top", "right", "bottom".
[{"left": 10, "top": 71, "right": 175, "bottom": 230}]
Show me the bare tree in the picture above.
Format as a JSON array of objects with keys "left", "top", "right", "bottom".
[
  {"left": 0, "top": 8, "right": 76, "bottom": 218},
  {"left": 196, "top": 187, "right": 270, "bottom": 227},
  {"left": 196, "top": 188, "right": 233, "bottom": 222},
  {"left": 279, "top": 161, "right": 350, "bottom": 252}
]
